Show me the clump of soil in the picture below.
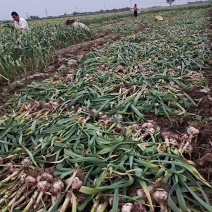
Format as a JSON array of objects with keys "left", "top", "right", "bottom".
[{"left": 26, "top": 166, "right": 55, "bottom": 179}]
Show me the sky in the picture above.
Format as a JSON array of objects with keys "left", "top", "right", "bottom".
[{"left": 0, "top": 0, "right": 193, "bottom": 20}]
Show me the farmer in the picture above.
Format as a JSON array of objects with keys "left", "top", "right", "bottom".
[
  {"left": 65, "top": 20, "right": 90, "bottom": 31},
  {"left": 11, "top": 11, "right": 29, "bottom": 32},
  {"left": 134, "top": 4, "right": 138, "bottom": 17},
  {"left": 138, "top": 8, "right": 141, "bottom": 16}
]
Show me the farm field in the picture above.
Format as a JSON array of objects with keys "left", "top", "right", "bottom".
[{"left": 0, "top": 3, "right": 212, "bottom": 212}]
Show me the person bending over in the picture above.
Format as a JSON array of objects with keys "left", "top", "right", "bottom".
[
  {"left": 65, "top": 20, "right": 89, "bottom": 31},
  {"left": 11, "top": 11, "right": 29, "bottom": 32}
]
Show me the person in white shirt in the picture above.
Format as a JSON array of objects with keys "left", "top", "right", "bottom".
[
  {"left": 65, "top": 20, "right": 89, "bottom": 31},
  {"left": 138, "top": 8, "right": 141, "bottom": 16},
  {"left": 11, "top": 11, "right": 29, "bottom": 32}
]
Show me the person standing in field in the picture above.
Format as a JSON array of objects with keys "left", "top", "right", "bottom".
[
  {"left": 138, "top": 8, "right": 141, "bottom": 16},
  {"left": 134, "top": 4, "right": 138, "bottom": 17},
  {"left": 11, "top": 11, "right": 29, "bottom": 32},
  {"left": 65, "top": 20, "right": 90, "bottom": 31}
]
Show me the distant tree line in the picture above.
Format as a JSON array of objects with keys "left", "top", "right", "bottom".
[
  {"left": 25, "top": 7, "right": 131, "bottom": 21},
  {"left": 187, "top": 0, "right": 210, "bottom": 4},
  {"left": 30, "top": 16, "right": 40, "bottom": 20},
  {"left": 72, "top": 7, "right": 130, "bottom": 16},
  {"left": 166, "top": 0, "right": 209, "bottom": 6},
  {"left": 26, "top": 7, "right": 131, "bottom": 20}
]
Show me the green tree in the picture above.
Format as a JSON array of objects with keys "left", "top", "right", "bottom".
[{"left": 166, "top": 0, "right": 175, "bottom": 6}]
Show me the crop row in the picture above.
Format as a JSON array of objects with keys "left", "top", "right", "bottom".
[{"left": 0, "top": 3, "right": 210, "bottom": 83}]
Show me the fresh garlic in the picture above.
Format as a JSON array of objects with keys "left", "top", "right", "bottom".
[
  {"left": 121, "top": 203, "right": 133, "bottom": 212},
  {"left": 152, "top": 188, "right": 168, "bottom": 211}
]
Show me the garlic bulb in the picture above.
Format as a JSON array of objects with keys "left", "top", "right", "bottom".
[
  {"left": 117, "top": 114, "right": 124, "bottom": 121},
  {"left": 72, "top": 177, "right": 83, "bottom": 190},
  {"left": 121, "top": 203, "right": 133, "bottom": 212},
  {"left": 131, "top": 85, "right": 137, "bottom": 93},
  {"left": 21, "top": 157, "right": 31, "bottom": 166},
  {"left": 152, "top": 188, "right": 168, "bottom": 211},
  {"left": 25, "top": 176, "right": 37, "bottom": 186},
  {"left": 52, "top": 180, "right": 64, "bottom": 200},
  {"left": 52, "top": 180, "right": 64, "bottom": 193},
  {"left": 96, "top": 204, "right": 103, "bottom": 212},
  {"left": 133, "top": 202, "right": 147, "bottom": 212},
  {"left": 109, "top": 197, "right": 114, "bottom": 206},
  {"left": 147, "top": 184, "right": 154, "bottom": 192},
  {"left": 0, "top": 157, "right": 3, "bottom": 164},
  {"left": 40, "top": 173, "right": 54, "bottom": 182},
  {"left": 37, "top": 181, "right": 51, "bottom": 192},
  {"left": 142, "top": 122, "right": 155, "bottom": 129},
  {"left": 137, "top": 189, "right": 145, "bottom": 197},
  {"left": 187, "top": 126, "right": 199, "bottom": 138}
]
